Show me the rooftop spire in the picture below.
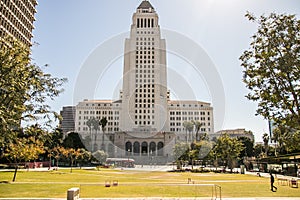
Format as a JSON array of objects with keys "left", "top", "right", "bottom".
[{"left": 137, "top": 0, "right": 154, "bottom": 10}]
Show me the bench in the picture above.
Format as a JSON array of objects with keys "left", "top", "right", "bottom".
[{"left": 67, "top": 187, "right": 80, "bottom": 200}]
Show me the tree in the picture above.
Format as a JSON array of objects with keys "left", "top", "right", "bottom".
[
  {"left": 254, "top": 143, "right": 264, "bottom": 158},
  {"left": 92, "top": 118, "right": 100, "bottom": 150},
  {"left": 51, "top": 146, "right": 65, "bottom": 168},
  {"left": 0, "top": 36, "right": 66, "bottom": 153},
  {"left": 63, "top": 132, "right": 85, "bottom": 149},
  {"left": 238, "top": 136, "right": 254, "bottom": 158},
  {"left": 273, "top": 125, "right": 300, "bottom": 154},
  {"left": 44, "top": 127, "right": 64, "bottom": 150},
  {"left": 240, "top": 13, "right": 300, "bottom": 129},
  {"left": 173, "top": 142, "right": 190, "bottom": 169},
  {"left": 44, "top": 127, "right": 64, "bottom": 166},
  {"left": 4, "top": 136, "right": 45, "bottom": 181},
  {"left": 193, "top": 121, "right": 202, "bottom": 142},
  {"left": 284, "top": 130, "right": 300, "bottom": 153},
  {"left": 92, "top": 150, "right": 108, "bottom": 165},
  {"left": 3, "top": 125, "right": 48, "bottom": 181},
  {"left": 262, "top": 133, "right": 269, "bottom": 156},
  {"left": 189, "top": 141, "right": 213, "bottom": 168},
  {"left": 212, "top": 134, "right": 244, "bottom": 172},
  {"left": 99, "top": 117, "right": 108, "bottom": 150},
  {"left": 86, "top": 118, "right": 94, "bottom": 151},
  {"left": 76, "top": 148, "right": 92, "bottom": 168},
  {"left": 61, "top": 148, "right": 81, "bottom": 173},
  {"left": 183, "top": 121, "right": 193, "bottom": 142},
  {"left": 274, "top": 126, "right": 300, "bottom": 154},
  {"left": 272, "top": 125, "right": 286, "bottom": 154}
]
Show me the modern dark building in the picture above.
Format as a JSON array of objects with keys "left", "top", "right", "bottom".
[{"left": 59, "top": 106, "right": 76, "bottom": 135}]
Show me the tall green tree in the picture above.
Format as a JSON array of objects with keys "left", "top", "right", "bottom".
[
  {"left": 189, "top": 140, "right": 213, "bottom": 167},
  {"left": 44, "top": 127, "right": 64, "bottom": 150},
  {"left": 92, "top": 150, "right": 108, "bottom": 165},
  {"left": 262, "top": 133, "right": 269, "bottom": 156},
  {"left": 76, "top": 148, "right": 92, "bottom": 168},
  {"left": 253, "top": 143, "right": 264, "bottom": 158},
  {"left": 193, "top": 121, "right": 202, "bottom": 142},
  {"left": 63, "top": 132, "right": 85, "bottom": 149},
  {"left": 61, "top": 148, "right": 80, "bottom": 173},
  {"left": 86, "top": 118, "right": 94, "bottom": 151},
  {"left": 273, "top": 126, "right": 300, "bottom": 153},
  {"left": 183, "top": 121, "right": 193, "bottom": 142},
  {"left": 212, "top": 134, "right": 244, "bottom": 172},
  {"left": 240, "top": 13, "right": 300, "bottom": 129},
  {"left": 4, "top": 127, "right": 46, "bottom": 181},
  {"left": 92, "top": 118, "right": 100, "bottom": 150},
  {"left": 0, "top": 36, "right": 66, "bottom": 149},
  {"left": 99, "top": 117, "right": 108, "bottom": 150},
  {"left": 238, "top": 136, "right": 254, "bottom": 158},
  {"left": 173, "top": 142, "right": 190, "bottom": 169},
  {"left": 51, "top": 146, "right": 65, "bottom": 168}
]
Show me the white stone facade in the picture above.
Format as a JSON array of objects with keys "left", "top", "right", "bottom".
[
  {"left": 120, "top": 1, "right": 168, "bottom": 132},
  {"left": 75, "top": 99, "right": 121, "bottom": 137},
  {"left": 168, "top": 100, "right": 214, "bottom": 142},
  {"left": 73, "top": 1, "right": 214, "bottom": 161}
]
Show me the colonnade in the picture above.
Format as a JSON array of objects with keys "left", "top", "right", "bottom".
[
  {"left": 125, "top": 141, "right": 164, "bottom": 156},
  {"left": 137, "top": 18, "right": 156, "bottom": 28}
]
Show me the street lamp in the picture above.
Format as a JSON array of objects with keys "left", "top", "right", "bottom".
[{"left": 127, "top": 148, "right": 130, "bottom": 160}]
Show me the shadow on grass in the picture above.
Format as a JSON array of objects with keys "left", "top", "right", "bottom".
[{"left": 0, "top": 181, "right": 10, "bottom": 184}]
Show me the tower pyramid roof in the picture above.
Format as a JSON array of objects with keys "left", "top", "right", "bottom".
[{"left": 137, "top": 0, "right": 154, "bottom": 10}]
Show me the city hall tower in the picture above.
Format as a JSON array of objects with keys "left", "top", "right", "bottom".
[{"left": 120, "top": 0, "right": 169, "bottom": 133}]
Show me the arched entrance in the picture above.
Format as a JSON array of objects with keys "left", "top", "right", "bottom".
[
  {"left": 133, "top": 141, "right": 140, "bottom": 156},
  {"left": 141, "top": 142, "right": 148, "bottom": 156},
  {"left": 157, "top": 141, "right": 164, "bottom": 156},
  {"left": 125, "top": 141, "right": 132, "bottom": 156},
  {"left": 149, "top": 142, "right": 156, "bottom": 156}
]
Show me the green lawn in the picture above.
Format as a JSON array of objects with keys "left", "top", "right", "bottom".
[{"left": 0, "top": 168, "right": 299, "bottom": 198}]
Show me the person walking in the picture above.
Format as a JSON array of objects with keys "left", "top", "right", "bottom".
[{"left": 270, "top": 173, "right": 277, "bottom": 192}]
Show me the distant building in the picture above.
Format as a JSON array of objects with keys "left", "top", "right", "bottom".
[
  {"left": 168, "top": 100, "right": 214, "bottom": 141},
  {"left": 59, "top": 106, "right": 75, "bottom": 135},
  {"left": 0, "top": 0, "right": 38, "bottom": 46},
  {"left": 213, "top": 128, "right": 255, "bottom": 141},
  {"left": 75, "top": 99, "right": 121, "bottom": 135}
]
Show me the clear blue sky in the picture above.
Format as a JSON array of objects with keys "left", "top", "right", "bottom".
[{"left": 31, "top": 0, "right": 300, "bottom": 142}]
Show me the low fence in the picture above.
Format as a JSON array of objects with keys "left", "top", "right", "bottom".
[
  {"left": 79, "top": 182, "right": 222, "bottom": 200},
  {"left": 4, "top": 161, "right": 50, "bottom": 169}
]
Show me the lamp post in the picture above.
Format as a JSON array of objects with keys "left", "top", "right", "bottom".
[
  {"left": 150, "top": 150, "right": 153, "bottom": 165},
  {"left": 127, "top": 149, "right": 130, "bottom": 161},
  {"left": 49, "top": 153, "right": 51, "bottom": 168}
]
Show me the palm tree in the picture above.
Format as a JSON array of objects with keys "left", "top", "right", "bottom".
[
  {"left": 183, "top": 121, "right": 193, "bottom": 142},
  {"left": 262, "top": 133, "right": 269, "bottom": 157},
  {"left": 193, "top": 121, "right": 202, "bottom": 142},
  {"left": 86, "top": 118, "right": 93, "bottom": 151},
  {"left": 188, "top": 122, "right": 194, "bottom": 142},
  {"left": 92, "top": 118, "right": 100, "bottom": 150},
  {"left": 183, "top": 121, "right": 189, "bottom": 143},
  {"left": 99, "top": 117, "right": 108, "bottom": 150}
]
